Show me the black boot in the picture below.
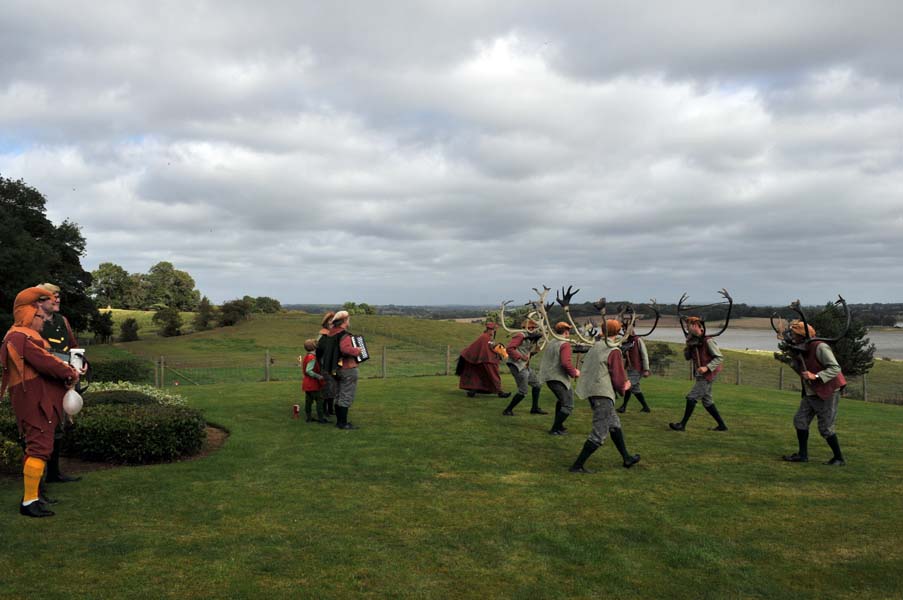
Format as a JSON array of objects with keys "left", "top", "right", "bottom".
[
  {"left": 502, "top": 393, "right": 524, "bottom": 416},
  {"left": 530, "top": 386, "right": 547, "bottom": 414},
  {"left": 334, "top": 406, "right": 346, "bottom": 428},
  {"left": 704, "top": 404, "right": 728, "bottom": 431},
  {"left": 20, "top": 501, "right": 54, "bottom": 518},
  {"left": 609, "top": 428, "right": 641, "bottom": 468},
  {"left": 824, "top": 434, "right": 845, "bottom": 466},
  {"left": 549, "top": 410, "right": 568, "bottom": 435},
  {"left": 569, "top": 440, "right": 599, "bottom": 473},
  {"left": 783, "top": 429, "right": 809, "bottom": 462},
  {"left": 635, "top": 392, "right": 650, "bottom": 412},
  {"left": 669, "top": 399, "right": 696, "bottom": 431},
  {"left": 46, "top": 443, "right": 81, "bottom": 483},
  {"left": 617, "top": 390, "right": 632, "bottom": 413}
]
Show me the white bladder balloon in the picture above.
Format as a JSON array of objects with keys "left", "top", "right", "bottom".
[{"left": 63, "top": 389, "right": 83, "bottom": 416}]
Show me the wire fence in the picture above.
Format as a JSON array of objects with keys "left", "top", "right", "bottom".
[{"left": 124, "top": 344, "right": 903, "bottom": 405}]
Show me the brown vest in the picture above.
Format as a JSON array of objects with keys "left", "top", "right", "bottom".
[
  {"left": 687, "top": 337, "right": 721, "bottom": 382},
  {"left": 803, "top": 341, "right": 847, "bottom": 400}
]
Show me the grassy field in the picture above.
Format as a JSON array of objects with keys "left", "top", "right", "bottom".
[
  {"left": 2, "top": 375, "right": 902, "bottom": 599},
  {"left": 99, "top": 308, "right": 199, "bottom": 337}
]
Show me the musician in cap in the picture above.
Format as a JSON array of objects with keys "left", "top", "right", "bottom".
[
  {"left": 36, "top": 282, "right": 83, "bottom": 483},
  {"left": 539, "top": 321, "right": 580, "bottom": 432},
  {"left": 782, "top": 321, "right": 847, "bottom": 466},
  {"left": 456, "top": 322, "right": 511, "bottom": 399},
  {"left": 1, "top": 287, "right": 81, "bottom": 517},
  {"left": 502, "top": 318, "right": 546, "bottom": 416},
  {"left": 569, "top": 319, "right": 640, "bottom": 473},
  {"left": 318, "top": 310, "right": 362, "bottom": 430},
  {"left": 669, "top": 316, "right": 728, "bottom": 432}
]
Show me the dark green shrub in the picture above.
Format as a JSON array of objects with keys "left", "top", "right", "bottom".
[
  {"left": 0, "top": 404, "right": 18, "bottom": 442},
  {"left": 119, "top": 317, "right": 140, "bottom": 342},
  {"left": 90, "top": 358, "right": 154, "bottom": 383},
  {"left": 0, "top": 435, "right": 24, "bottom": 474},
  {"left": 153, "top": 306, "right": 183, "bottom": 337},
  {"left": 62, "top": 404, "right": 206, "bottom": 464},
  {"left": 83, "top": 390, "right": 159, "bottom": 406}
]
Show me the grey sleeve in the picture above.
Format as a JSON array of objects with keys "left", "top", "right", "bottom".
[
  {"left": 815, "top": 344, "right": 843, "bottom": 383},
  {"left": 638, "top": 338, "right": 650, "bottom": 372},
  {"left": 706, "top": 338, "right": 723, "bottom": 370}
]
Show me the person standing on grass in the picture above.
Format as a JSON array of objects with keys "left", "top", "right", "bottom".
[
  {"left": 616, "top": 324, "right": 652, "bottom": 413},
  {"left": 1, "top": 287, "right": 81, "bottom": 518},
  {"left": 456, "top": 322, "right": 511, "bottom": 399},
  {"left": 781, "top": 321, "right": 847, "bottom": 466},
  {"left": 540, "top": 322, "right": 580, "bottom": 433},
  {"left": 315, "top": 311, "right": 337, "bottom": 418},
  {"left": 502, "top": 319, "right": 546, "bottom": 416},
  {"left": 301, "top": 339, "right": 327, "bottom": 423},
  {"left": 669, "top": 316, "right": 728, "bottom": 432},
  {"left": 569, "top": 319, "right": 640, "bottom": 473},
  {"left": 318, "top": 311, "right": 362, "bottom": 430},
  {"left": 36, "top": 282, "right": 83, "bottom": 483}
]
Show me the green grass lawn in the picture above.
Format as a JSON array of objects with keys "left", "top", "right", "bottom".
[{"left": 2, "top": 375, "right": 902, "bottom": 599}]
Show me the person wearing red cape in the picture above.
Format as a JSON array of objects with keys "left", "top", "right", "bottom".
[{"left": 456, "top": 323, "right": 511, "bottom": 398}]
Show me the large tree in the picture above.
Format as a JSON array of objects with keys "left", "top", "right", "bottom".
[
  {"left": 144, "top": 261, "right": 200, "bottom": 311},
  {"left": 0, "top": 175, "right": 97, "bottom": 332},
  {"left": 89, "top": 262, "right": 131, "bottom": 308}
]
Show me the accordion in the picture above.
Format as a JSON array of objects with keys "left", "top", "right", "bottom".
[{"left": 351, "top": 334, "right": 370, "bottom": 363}]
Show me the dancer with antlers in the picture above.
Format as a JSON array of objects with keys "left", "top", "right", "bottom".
[
  {"left": 616, "top": 302, "right": 660, "bottom": 414},
  {"left": 569, "top": 319, "right": 641, "bottom": 473},
  {"left": 502, "top": 318, "right": 547, "bottom": 416},
  {"left": 668, "top": 290, "right": 732, "bottom": 432},
  {"left": 772, "top": 297, "right": 850, "bottom": 466},
  {"left": 538, "top": 321, "right": 581, "bottom": 431}
]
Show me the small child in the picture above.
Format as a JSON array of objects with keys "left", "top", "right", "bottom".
[{"left": 301, "top": 339, "right": 327, "bottom": 423}]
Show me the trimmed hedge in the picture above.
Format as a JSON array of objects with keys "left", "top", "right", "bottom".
[
  {"left": 90, "top": 358, "right": 154, "bottom": 384},
  {"left": 61, "top": 404, "right": 206, "bottom": 464},
  {"left": 0, "top": 435, "right": 24, "bottom": 474},
  {"left": 83, "top": 390, "right": 160, "bottom": 406}
]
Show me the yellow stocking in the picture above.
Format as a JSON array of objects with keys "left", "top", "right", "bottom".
[{"left": 23, "top": 456, "right": 46, "bottom": 504}]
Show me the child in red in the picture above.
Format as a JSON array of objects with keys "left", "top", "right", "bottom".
[{"left": 301, "top": 339, "right": 327, "bottom": 423}]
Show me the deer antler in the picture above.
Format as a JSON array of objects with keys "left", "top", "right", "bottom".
[{"left": 556, "top": 285, "right": 595, "bottom": 344}]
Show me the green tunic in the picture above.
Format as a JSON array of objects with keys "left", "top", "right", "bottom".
[
  {"left": 540, "top": 339, "right": 571, "bottom": 389},
  {"left": 575, "top": 343, "right": 617, "bottom": 400}
]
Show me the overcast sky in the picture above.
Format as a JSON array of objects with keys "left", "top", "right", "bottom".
[{"left": 2, "top": 1, "right": 902, "bottom": 306}]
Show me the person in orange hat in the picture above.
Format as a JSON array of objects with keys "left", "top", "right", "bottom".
[
  {"left": 502, "top": 318, "right": 546, "bottom": 416},
  {"left": 456, "top": 322, "right": 510, "bottom": 399},
  {"left": 782, "top": 320, "right": 847, "bottom": 466},
  {"left": 569, "top": 319, "right": 640, "bottom": 473},
  {"left": 1, "top": 287, "right": 81, "bottom": 517},
  {"left": 538, "top": 321, "right": 580, "bottom": 430},
  {"left": 669, "top": 316, "right": 728, "bottom": 432}
]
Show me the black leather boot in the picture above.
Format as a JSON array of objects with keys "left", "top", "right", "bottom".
[
  {"left": 530, "top": 386, "right": 547, "bottom": 414},
  {"left": 635, "top": 392, "right": 650, "bottom": 412},
  {"left": 704, "top": 404, "right": 728, "bottom": 431},
  {"left": 824, "top": 434, "right": 845, "bottom": 466},
  {"left": 609, "top": 428, "right": 641, "bottom": 468},
  {"left": 669, "top": 399, "right": 696, "bottom": 431},
  {"left": 502, "top": 393, "right": 524, "bottom": 416},
  {"left": 783, "top": 429, "right": 809, "bottom": 462},
  {"left": 569, "top": 440, "right": 599, "bottom": 473},
  {"left": 617, "top": 390, "right": 631, "bottom": 413}
]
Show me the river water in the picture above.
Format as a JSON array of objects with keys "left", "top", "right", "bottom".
[{"left": 646, "top": 327, "right": 903, "bottom": 360}]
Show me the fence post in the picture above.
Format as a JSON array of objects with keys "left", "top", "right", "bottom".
[
  {"left": 736, "top": 360, "right": 742, "bottom": 385},
  {"left": 382, "top": 345, "right": 387, "bottom": 378},
  {"left": 446, "top": 345, "right": 451, "bottom": 376},
  {"left": 779, "top": 366, "right": 784, "bottom": 390},
  {"left": 160, "top": 355, "right": 165, "bottom": 388},
  {"left": 265, "top": 349, "right": 271, "bottom": 382},
  {"left": 154, "top": 357, "right": 159, "bottom": 388},
  {"left": 863, "top": 374, "right": 868, "bottom": 402}
]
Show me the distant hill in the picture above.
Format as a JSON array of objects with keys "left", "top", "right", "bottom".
[{"left": 282, "top": 304, "right": 494, "bottom": 319}]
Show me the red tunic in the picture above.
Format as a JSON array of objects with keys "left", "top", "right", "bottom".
[
  {"left": 457, "top": 333, "right": 502, "bottom": 393},
  {"left": 686, "top": 337, "right": 722, "bottom": 382},
  {"left": 1, "top": 327, "right": 74, "bottom": 460}
]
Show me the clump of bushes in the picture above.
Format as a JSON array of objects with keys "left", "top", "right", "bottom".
[
  {"left": 61, "top": 404, "right": 206, "bottom": 464},
  {"left": 89, "top": 358, "right": 154, "bottom": 384},
  {"left": 0, "top": 385, "right": 207, "bottom": 466}
]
